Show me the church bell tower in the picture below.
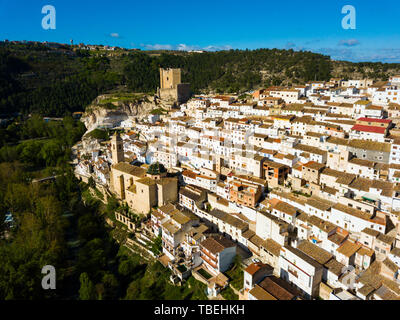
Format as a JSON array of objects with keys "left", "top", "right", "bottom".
[{"left": 111, "top": 132, "right": 124, "bottom": 164}]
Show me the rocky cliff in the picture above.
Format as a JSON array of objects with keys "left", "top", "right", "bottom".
[{"left": 81, "top": 93, "right": 158, "bottom": 132}]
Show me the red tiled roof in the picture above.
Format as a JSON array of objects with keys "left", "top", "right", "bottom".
[
  {"left": 351, "top": 124, "right": 386, "bottom": 134},
  {"left": 182, "top": 170, "right": 197, "bottom": 179},
  {"left": 245, "top": 262, "right": 266, "bottom": 275},
  {"left": 357, "top": 117, "right": 391, "bottom": 124}
]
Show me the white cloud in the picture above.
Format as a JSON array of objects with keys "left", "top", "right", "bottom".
[
  {"left": 143, "top": 43, "right": 173, "bottom": 50},
  {"left": 176, "top": 43, "right": 199, "bottom": 51},
  {"left": 110, "top": 33, "right": 120, "bottom": 38},
  {"left": 203, "top": 44, "right": 232, "bottom": 51},
  {"left": 314, "top": 47, "right": 400, "bottom": 63},
  {"left": 338, "top": 39, "right": 360, "bottom": 47},
  {"left": 140, "top": 43, "right": 232, "bottom": 52}
]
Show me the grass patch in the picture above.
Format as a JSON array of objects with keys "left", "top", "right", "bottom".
[
  {"left": 225, "top": 255, "right": 244, "bottom": 290},
  {"left": 102, "top": 102, "right": 119, "bottom": 110},
  {"left": 150, "top": 107, "right": 167, "bottom": 115},
  {"left": 86, "top": 128, "right": 109, "bottom": 140},
  {"left": 150, "top": 235, "right": 162, "bottom": 256},
  {"left": 94, "top": 188, "right": 104, "bottom": 200},
  {"left": 81, "top": 188, "right": 96, "bottom": 204},
  {"left": 220, "top": 286, "right": 238, "bottom": 300},
  {"left": 99, "top": 93, "right": 144, "bottom": 105}
]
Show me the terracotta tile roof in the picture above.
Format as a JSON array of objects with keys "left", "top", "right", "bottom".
[
  {"left": 258, "top": 276, "right": 300, "bottom": 300},
  {"left": 390, "top": 247, "right": 400, "bottom": 257},
  {"left": 334, "top": 203, "right": 372, "bottom": 221},
  {"left": 382, "top": 258, "right": 399, "bottom": 273},
  {"left": 264, "top": 239, "right": 282, "bottom": 257},
  {"left": 358, "top": 284, "right": 375, "bottom": 297},
  {"left": 357, "top": 247, "right": 374, "bottom": 257},
  {"left": 242, "top": 229, "right": 255, "bottom": 240},
  {"left": 158, "top": 203, "right": 176, "bottom": 215},
  {"left": 282, "top": 245, "right": 322, "bottom": 269},
  {"left": 336, "top": 240, "right": 362, "bottom": 257},
  {"left": 306, "top": 197, "right": 334, "bottom": 211},
  {"left": 348, "top": 158, "right": 376, "bottom": 168},
  {"left": 328, "top": 231, "right": 348, "bottom": 246},
  {"left": 357, "top": 117, "right": 391, "bottom": 124},
  {"left": 377, "top": 233, "right": 395, "bottom": 245},
  {"left": 307, "top": 215, "right": 337, "bottom": 233},
  {"left": 244, "top": 262, "right": 269, "bottom": 276},
  {"left": 348, "top": 177, "right": 373, "bottom": 192},
  {"left": 113, "top": 162, "right": 146, "bottom": 177},
  {"left": 294, "top": 144, "right": 327, "bottom": 156},
  {"left": 273, "top": 201, "right": 298, "bottom": 216},
  {"left": 297, "top": 240, "right": 334, "bottom": 265},
  {"left": 351, "top": 124, "right": 386, "bottom": 134},
  {"left": 374, "top": 285, "right": 399, "bottom": 300},
  {"left": 249, "top": 285, "right": 277, "bottom": 300},
  {"left": 348, "top": 139, "right": 391, "bottom": 152},
  {"left": 324, "top": 258, "right": 345, "bottom": 276},
  {"left": 200, "top": 236, "right": 236, "bottom": 255}
]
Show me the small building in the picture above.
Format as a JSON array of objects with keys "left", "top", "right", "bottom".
[
  {"left": 200, "top": 235, "right": 237, "bottom": 275},
  {"left": 279, "top": 245, "right": 323, "bottom": 299}
]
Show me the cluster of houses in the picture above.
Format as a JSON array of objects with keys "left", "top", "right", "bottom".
[{"left": 74, "top": 75, "right": 400, "bottom": 300}]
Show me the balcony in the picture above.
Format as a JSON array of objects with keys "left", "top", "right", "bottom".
[{"left": 201, "top": 254, "right": 218, "bottom": 269}]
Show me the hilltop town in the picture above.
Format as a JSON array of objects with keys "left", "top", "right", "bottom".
[{"left": 74, "top": 68, "right": 400, "bottom": 300}]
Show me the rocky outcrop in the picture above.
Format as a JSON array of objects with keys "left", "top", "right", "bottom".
[{"left": 81, "top": 94, "right": 157, "bottom": 132}]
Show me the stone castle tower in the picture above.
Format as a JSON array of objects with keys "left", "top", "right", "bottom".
[
  {"left": 158, "top": 68, "right": 191, "bottom": 104},
  {"left": 111, "top": 132, "right": 124, "bottom": 164},
  {"left": 160, "top": 68, "right": 181, "bottom": 89}
]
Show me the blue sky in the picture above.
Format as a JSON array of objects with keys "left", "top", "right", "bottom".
[{"left": 1, "top": 0, "right": 400, "bottom": 62}]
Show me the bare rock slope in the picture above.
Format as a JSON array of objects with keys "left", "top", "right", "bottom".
[{"left": 81, "top": 93, "right": 158, "bottom": 132}]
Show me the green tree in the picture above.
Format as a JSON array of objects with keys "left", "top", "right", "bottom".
[
  {"left": 17, "top": 140, "right": 44, "bottom": 166},
  {"left": 88, "top": 176, "right": 96, "bottom": 189},
  {"left": 101, "top": 273, "right": 119, "bottom": 300},
  {"left": 125, "top": 279, "right": 141, "bottom": 300},
  {"left": 40, "top": 140, "right": 63, "bottom": 166},
  {"left": 79, "top": 272, "right": 96, "bottom": 300},
  {"left": 150, "top": 235, "right": 162, "bottom": 256},
  {"left": 118, "top": 259, "right": 136, "bottom": 277}
]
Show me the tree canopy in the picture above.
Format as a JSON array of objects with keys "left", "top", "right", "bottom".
[{"left": 2, "top": 42, "right": 399, "bottom": 117}]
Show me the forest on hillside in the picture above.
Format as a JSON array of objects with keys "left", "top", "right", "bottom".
[
  {"left": 0, "top": 116, "right": 211, "bottom": 300},
  {"left": 1, "top": 42, "right": 400, "bottom": 117}
]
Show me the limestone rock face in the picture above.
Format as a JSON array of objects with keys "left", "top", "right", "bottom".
[{"left": 81, "top": 94, "right": 157, "bottom": 132}]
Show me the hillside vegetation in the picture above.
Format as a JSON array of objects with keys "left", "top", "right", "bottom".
[{"left": 2, "top": 42, "right": 400, "bottom": 117}]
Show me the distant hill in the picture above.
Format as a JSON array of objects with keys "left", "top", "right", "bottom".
[{"left": 1, "top": 42, "right": 400, "bottom": 117}]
